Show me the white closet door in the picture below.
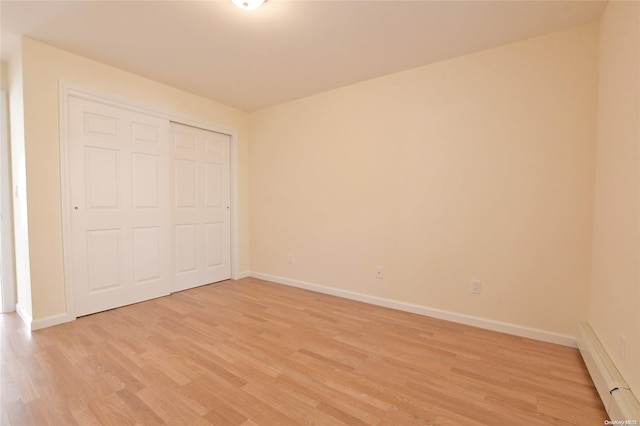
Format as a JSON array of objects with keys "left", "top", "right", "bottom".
[
  {"left": 171, "top": 123, "right": 231, "bottom": 292},
  {"left": 69, "top": 97, "right": 171, "bottom": 316}
]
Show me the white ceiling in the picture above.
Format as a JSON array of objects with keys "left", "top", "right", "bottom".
[{"left": 1, "top": 0, "right": 607, "bottom": 111}]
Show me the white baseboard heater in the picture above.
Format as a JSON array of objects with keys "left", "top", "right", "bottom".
[{"left": 577, "top": 322, "right": 640, "bottom": 422}]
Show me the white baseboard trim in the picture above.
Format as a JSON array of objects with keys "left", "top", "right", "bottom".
[
  {"left": 15, "top": 302, "right": 32, "bottom": 329},
  {"left": 31, "top": 313, "right": 70, "bottom": 331},
  {"left": 250, "top": 272, "right": 577, "bottom": 348},
  {"left": 235, "top": 270, "right": 251, "bottom": 280},
  {"left": 15, "top": 303, "right": 71, "bottom": 331}
]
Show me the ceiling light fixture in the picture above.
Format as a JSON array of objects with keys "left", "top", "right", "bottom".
[{"left": 232, "top": 0, "right": 266, "bottom": 10}]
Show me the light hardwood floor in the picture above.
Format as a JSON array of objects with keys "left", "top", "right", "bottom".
[{"left": 1, "top": 278, "right": 607, "bottom": 425}]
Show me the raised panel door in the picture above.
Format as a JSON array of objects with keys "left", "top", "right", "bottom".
[
  {"left": 171, "top": 122, "right": 230, "bottom": 291},
  {"left": 69, "top": 97, "right": 171, "bottom": 316}
]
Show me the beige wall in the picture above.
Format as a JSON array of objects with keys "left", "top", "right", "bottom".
[
  {"left": 7, "top": 43, "right": 33, "bottom": 320},
  {"left": 7, "top": 3, "right": 638, "bottom": 403},
  {"left": 8, "top": 5, "right": 639, "bottom": 399},
  {"left": 1, "top": 62, "right": 7, "bottom": 91},
  {"left": 17, "top": 38, "right": 250, "bottom": 322},
  {"left": 589, "top": 0, "right": 640, "bottom": 397},
  {"left": 250, "top": 23, "right": 598, "bottom": 336}
]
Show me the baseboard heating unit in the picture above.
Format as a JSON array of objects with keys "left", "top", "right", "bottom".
[{"left": 577, "top": 322, "right": 640, "bottom": 423}]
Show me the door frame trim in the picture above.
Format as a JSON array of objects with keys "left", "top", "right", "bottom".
[{"left": 59, "top": 81, "right": 240, "bottom": 321}]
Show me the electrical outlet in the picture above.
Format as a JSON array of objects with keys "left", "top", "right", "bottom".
[
  {"left": 619, "top": 333, "right": 626, "bottom": 360},
  {"left": 471, "top": 280, "right": 481, "bottom": 294},
  {"left": 288, "top": 254, "right": 294, "bottom": 264},
  {"left": 376, "top": 266, "right": 384, "bottom": 279}
]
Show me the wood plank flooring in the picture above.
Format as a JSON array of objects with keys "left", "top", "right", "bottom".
[{"left": 1, "top": 278, "right": 607, "bottom": 425}]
